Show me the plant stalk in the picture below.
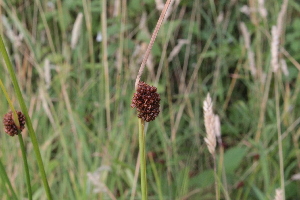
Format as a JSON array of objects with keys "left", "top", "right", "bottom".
[
  {"left": 135, "top": 0, "right": 173, "bottom": 90},
  {"left": 213, "top": 153, "right": 220, "bottom": 200},
  {"left": 138, "top": 118, "right": 147, "bottom": 200},
  {"left": 274, "top": 74, "right": 285, "bottom": 199},
  {"left": 18, "top": 133, "right": 32, "bottom": 200},
  {"left": 101, "top": 0, "right": 112, "bottom": 131}
]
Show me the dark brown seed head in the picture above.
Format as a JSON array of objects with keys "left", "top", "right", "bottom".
[
  {"left": 3, "top": 111, "right": 26, "bottom": 136},
  {"left": 131, "top": 81, "right": 160, "bottom": 122}
]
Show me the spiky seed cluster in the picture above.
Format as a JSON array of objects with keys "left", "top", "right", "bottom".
[
  {"left": 3, "top": 111, "right": 26, "bottom": 136},
  {"left": 131, "top": 81, "right": 160, "bottom": 122}
]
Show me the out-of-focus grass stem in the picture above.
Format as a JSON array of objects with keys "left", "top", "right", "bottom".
[
  {"left": 82, "top": 0, "right": 94, "bottom": 63},
  {"left": 102, "top": 0, "right": 112, "bottom": 131},
  {"left": 18, "top": 132, "right": 32, "bottom": 200},
  {"left": 149, "top": 153, "right": 163, "bottom": 200},
  {"left": 274, "top": 73, "right": 285, "bottom": 200}
]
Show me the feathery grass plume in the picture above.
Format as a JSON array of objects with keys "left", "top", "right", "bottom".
[
  {"left": 271, "top": 26, "right": 280, "bottom": 72},
  {"left": 273, "top": 189, "right": 283, "bottom": 200},
  {"left": 271, "top": 0, "right": 288, "bottom": 73},
  {"left": 203, "top": 93, "right": 216, "bottom": 155},
  {"left": 214, "top": 114, "right": 222, "bottom": 146},
  {"left": 239, "top": 22, "right": 256, "bottom": 76},
  {"left": 71, "top": 13, "right": 83, "bottom": 49},
  {"left": 203, "top": 93, "right": 220, "bottom": 199}
]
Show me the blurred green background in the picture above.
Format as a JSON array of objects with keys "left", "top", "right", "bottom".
[{"left": 0, "top": 0, "right": 300, "bottom": 199}]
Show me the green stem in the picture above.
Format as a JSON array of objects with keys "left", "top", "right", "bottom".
[
  {"left": 274, "top": 74, "right": 285, "bottom": 199},
  {"left": 138, "top": 118, "right": 147, "bottom": 200},
  {"left": 0, "top": 159, "right": 18, "bottom": 200},
  {"left": 213, "top": 154, "right": 220, "bottom": 200},
  {"left": 218, "top": 146, "right": 230, "bottom": 200},
  {"left": 0, "top": 35, "right": 53, "bottom": 199},
  {"left": 18, "top": 133, "right": 32, "bottom": 200}
]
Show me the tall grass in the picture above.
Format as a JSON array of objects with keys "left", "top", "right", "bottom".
[{"left": 0, "top": 0, "right": 299, "bottom": 199}]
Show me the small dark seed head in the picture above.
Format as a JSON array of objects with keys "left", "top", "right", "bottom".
[
  {"left": 131, "top": 81, "right": 160, "bottom": 122},
  {"left": 3, "top": 111, "right": 26, "bottom": 136}
]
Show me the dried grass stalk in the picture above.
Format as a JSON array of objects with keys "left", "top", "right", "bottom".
[
  {"left": 167, "top": 39, "right": 189, "bottom": 62},
  {"left": 240, "top": 22, "right": 256, "bottom": 76},
  {"left": 277, "top": 0, "right": 289, "bottom": 37}
]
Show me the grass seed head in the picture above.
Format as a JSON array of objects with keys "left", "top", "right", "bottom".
[
  {"left": 203, "top": 93, "right": 216, "bottom": 155},
  {"left": 131, "top": 81, "right": 160, "bottom": 122},
  {"left": 271, "top": 26, "right": 279, "bottom": 72},
  {"left": 3, "top": 111, "right": 26, "bottom": 136}
]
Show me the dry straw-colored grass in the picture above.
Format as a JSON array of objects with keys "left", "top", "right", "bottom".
[
  {"left": 203, "top": 93, "right": 216, "bottom": 155},
  {"left": 239, "top": 22, "right": 256, "bottom": 76},
  {"left": 271, "top": 25, "right": 280, "bottom": 72}
]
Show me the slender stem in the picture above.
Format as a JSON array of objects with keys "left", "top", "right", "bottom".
[
  {"left": 101, "top": 0, "right": 111, "bottom": 131},
  {"left": 18, "top": 133, "right": 32, "bottom": 200},
  {"left": 218, "top": 146, "right": 230, "bottom": 200},
  {"left": 0, "top": 159, "right": 18, "bottom": 200},
  {"left": 135, "top": 0, "right": 173, "bottom": 90},
  {"left": 274, "top": 74, "right": 285, "bottom": 199},
  {"left": 213, "top": 154, "right": 220, "bottom": 200},
  {"left": 82, "top": 0, "right": 94, "bottom": 63},
  {"left": 0, "top": 35, "right": 53, "bottom": 199},
  {"left": 138, "top": 118, "right": 147, "bottom": 200}
]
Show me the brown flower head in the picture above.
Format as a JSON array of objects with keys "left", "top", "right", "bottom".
[
  {"left": 3, "top": 111, "right": 26, "bottom": 136},
  {"left": 131, "top": 81, "right": 160, "bottom": 122}
]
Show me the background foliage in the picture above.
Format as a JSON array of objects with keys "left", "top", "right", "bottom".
[{"left": 0, "top": 0, "right": 300, "bottom": 199}]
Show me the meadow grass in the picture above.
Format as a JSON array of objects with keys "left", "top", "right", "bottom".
[{"left": 0, "top": 0, "right": 300, "bottom": 199}]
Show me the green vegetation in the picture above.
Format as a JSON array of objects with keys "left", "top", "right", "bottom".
[{"left": 0, "top": 0, "right": 300, "bottom": 199}]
